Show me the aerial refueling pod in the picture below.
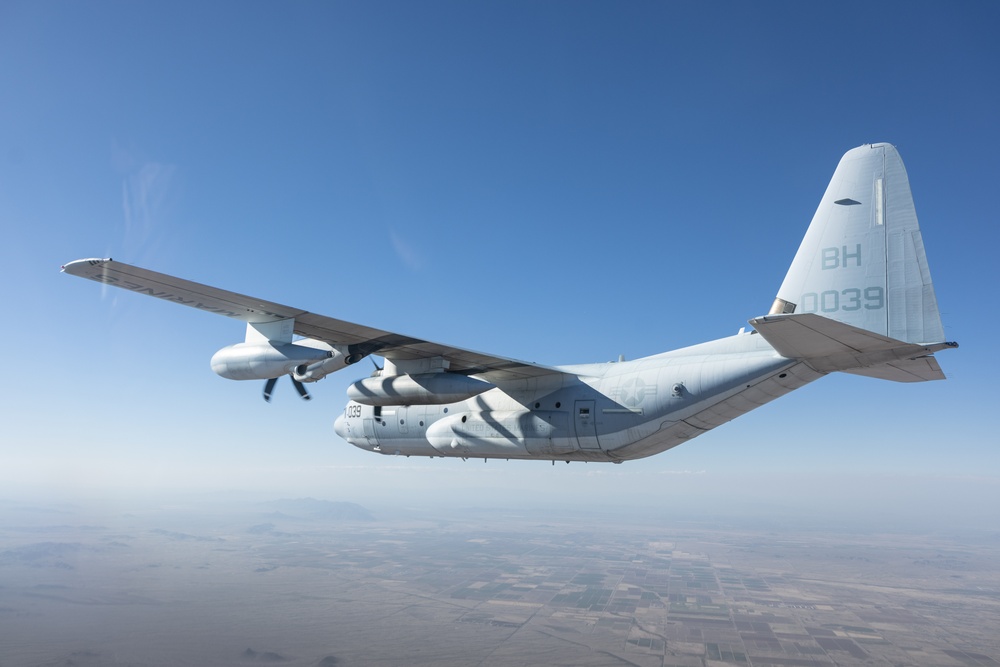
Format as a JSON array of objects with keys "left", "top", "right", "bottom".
[
  {"left": 211, "top": 340, "right": 351, "bottom": 381},
  {"left": 347, "top": 372, "right": 494, "bottom": 406},
  {"left": 292, "top": 354, "right": 348, "bottom": 383}
]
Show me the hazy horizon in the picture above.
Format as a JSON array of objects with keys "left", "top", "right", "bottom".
[
  {"left": 2, "top": 495, "right": 997, "bottom": 666},
  {"left": 4, "top": 462, "right": 997, "bottom": 534}
]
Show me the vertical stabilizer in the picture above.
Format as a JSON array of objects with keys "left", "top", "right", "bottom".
[{"left": 773, "top": 143, "right": 944, "bottom": 344}]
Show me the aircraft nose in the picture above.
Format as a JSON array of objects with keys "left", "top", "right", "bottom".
[{"left": 334, "top": 413, "right": 350, "bottom": 440}]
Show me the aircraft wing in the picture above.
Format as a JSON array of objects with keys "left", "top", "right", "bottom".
[{"left": 61, "top": 258, "right": 563, "bottom": 381}]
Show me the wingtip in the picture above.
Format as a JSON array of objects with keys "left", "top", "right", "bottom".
[{"left": 61, "top": 257, "right": 112, "bottom": 274}]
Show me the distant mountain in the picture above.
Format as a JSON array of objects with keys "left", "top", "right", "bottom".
[
  {"left": 242, "top": 647, "right": 288, "bottom": 662},
  {"left": 263, "top": 498, "right": 375, "bottom": 522},
  {"left": 1, "top": 541, "right": 81, "bottom": 569},
  {"left": 150, "top": 528, "right": 222, "bottom": 542}
]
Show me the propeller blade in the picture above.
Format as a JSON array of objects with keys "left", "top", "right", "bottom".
[
  {"left": 291, "top": 377, "right": 311, "bottom": 401},
  {"left": 263, "top": 377, "right": 278, "bottom": 402}
]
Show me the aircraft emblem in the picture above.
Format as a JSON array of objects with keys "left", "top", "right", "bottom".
[{"left": 612, "top": 377, "right": 657, "bottom": 407}]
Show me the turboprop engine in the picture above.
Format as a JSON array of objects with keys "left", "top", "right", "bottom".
[
  {"left": 347, "top": 372, "right": 494, "bottom": 406},
  {"left": 211, "top": 339, "right": 350, "bottom": 382}
]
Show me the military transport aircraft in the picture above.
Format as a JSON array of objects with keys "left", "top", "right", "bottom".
[{"left": 64, "top": 143, "right": 956, "bottom": 463}]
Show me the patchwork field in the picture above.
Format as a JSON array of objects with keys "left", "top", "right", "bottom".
[{"left": 1, "top": 499, "right": 998, "bottom": 666}]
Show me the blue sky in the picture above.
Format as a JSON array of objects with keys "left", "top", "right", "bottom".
[{"left": 1, "top": 2, "right": 997, "bottom": 524}]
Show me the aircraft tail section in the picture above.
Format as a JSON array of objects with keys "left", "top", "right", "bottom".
[
  {"left": 771, "top": 143, "right": 945, "bottom": 345},
  {"left": 758, "top": 143, "right": 956, "bottom": 380}
]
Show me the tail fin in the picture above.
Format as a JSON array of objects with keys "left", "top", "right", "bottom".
[
  {"left": 754, "top": 143, "right": 956, "bottom": 382},
  {"left": 771, "top": 143, "right": 944, "bottom": 345}
]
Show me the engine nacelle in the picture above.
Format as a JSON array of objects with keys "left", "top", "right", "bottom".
[
  {"left": 211, "top": 342, "right": 332, "bottom": 381},
  {"left": 347, "top": 372, "right": 494, "bottom": 406}
]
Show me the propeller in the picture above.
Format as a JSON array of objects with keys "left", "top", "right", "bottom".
[{"left": 263, "top": 375, "right": 312, "bottom": 402}]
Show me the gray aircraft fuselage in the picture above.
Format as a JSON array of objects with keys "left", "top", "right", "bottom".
[{"left": 334, "top": 333, "right": 818, "bottom": 462}]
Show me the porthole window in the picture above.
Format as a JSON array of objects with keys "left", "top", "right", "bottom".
[
  {"left": 555, "top": 402, "right": 561, "bottom": 409},
  {"left": 461, "top": 415, "right": 467, "bottom": 423}
]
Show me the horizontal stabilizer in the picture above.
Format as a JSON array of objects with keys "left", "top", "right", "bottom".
[{"left": 749, "top": 313, "right": 956, "bottom": 381}]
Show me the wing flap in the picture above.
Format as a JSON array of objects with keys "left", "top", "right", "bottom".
[{"left": 63, "top": 258, "right": 564, "bottom": 381}]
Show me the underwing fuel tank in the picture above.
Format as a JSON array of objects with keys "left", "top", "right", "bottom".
[
  {"left": 211, "top": 342, "right": 339, "bottom": 381},
  {"left": 347, "top": 372, "right": 494, "bottom": 406}
]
